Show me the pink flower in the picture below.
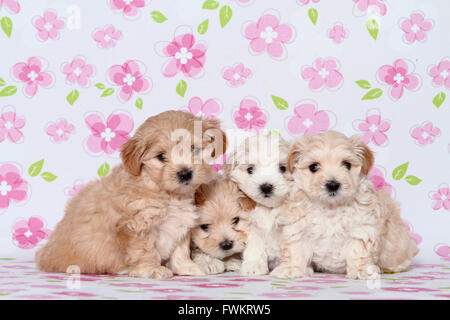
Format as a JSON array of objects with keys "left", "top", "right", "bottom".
[
  {"left": 11, "top": 57, "right": 54, "bottom": 97},
  {"left": 382, "top": 287, "right": 438, "bottom": 293},
  {"left": 192, "top": 283, "right": 242, "bottom": 289},
  {"left": 244, "top": 14, "right": 293, "bottom": 58},
  {"left": 223, "top": 63, "right": 251, "bottom": 87},
  {"left": 0, "top": 0, "right": 20, "bottom": 14},
  {"left": 400, "top": 12, "right": 433, "bottom": 43},
  {"left": 377, "top": 59, "right": 420, "bottom": 100},
  {"left": 260, "top": 292, "right": 312, "bottom": 298},
  {"left": 328, "top": 23, "right": 347, "bottom": 44},
  {"left": 0, "top": 163, "right": 29, "bottom": 211},
  {"left": 84, "top": 112, "right": 134, "bottom": 155},
  {"left": 352, "top": 0, "right": 387, "bottom": 16},
  {"left": 233, "top": 98, "right": 268, "bottom": 133},
  {"left": 297, "top": 0, "right": 320, "bottom": 5},
  {"left": 430, "top": 184, "right": 450, "bottom": 211},
  {"left": 183, "top": 97, "right": 221, "bottom": 119},
  {"left": 62, "top": 57, "right": 94, "bottom": 87},
  {"left": 434, "top": 244, "right": 450, "bottom": 261},
  {"left": 404, "top": 221, "right": 422, "bottom": 245},
  {"left": 66, "top": 183, "right": 84, "bottom": 197},
  {"left": 161, "top": 33, "right": 207, "bottom": 78},
  {"left": 355, "top": 111, "right": 390, "bottom": 146},
  {"left": 45, "top": 119, "right": 75, "bottom": 143},
  {"left": 108, "top": 60, "right": 151, "bottom": 102},
  {"left": 12, "top": 217, "right": 51, "bottom": 249},
  {"left": 33, "top": 10, "right": 64, "bottom": 41},
  {"left": 212, "top": 154, "right": 227, "bottom": 173},
  {"left": 53, "top": 291, "right": 97, "bottom": 297},
  {"left": 109, "top": 0, "right": 145, "bottom": 17},
  {"left": 287, "top": 102, "right": 330, "bottom": 135},
  {"left": 428, "top": 59, "right": 450, "bottom": 89},
  {"left": 93, "top": 25, "right": 122, "bottom": 49},
  {"left": 410, "top": 122, "right": 440, "bottom": 146},
  {"left": 0, "top": 107, "right": 25, "bottom": 143},
  {"left": 301, "top": 58, "right": 343, "bottom": 90},
  {"left": 368, "top": 166, "right": 392, "bottom": 196}
]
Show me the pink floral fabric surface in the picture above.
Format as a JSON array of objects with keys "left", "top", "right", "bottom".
[
  {"left": 0, "top": 0, "right": 449, "bottom": 298},
  {"left": 0, "top": 259, "right": 449, "bottom": 300}
]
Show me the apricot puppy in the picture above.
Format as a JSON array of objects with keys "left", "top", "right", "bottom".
[
  {"left": 36, "top": 110, "right": 226, "bottom": 279},
  {"left": 271, "top": 131, "right": 419, "bottom": 279},
  {"left": 191, "top": 178, "right": 253, "bottom": 274}
]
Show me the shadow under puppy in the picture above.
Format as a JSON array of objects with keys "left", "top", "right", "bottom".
[
  {"left": 224, "top": 134, "right": 293, "bottom": 275},
  {"left": 36, "top": 110, "right": 226, "bottom": 278},
  {"left": 191, "top": 178, "right": 255, "bottom": 274},
  {"left": 271, "top": 131, "right": 419, "bottom": 279}
]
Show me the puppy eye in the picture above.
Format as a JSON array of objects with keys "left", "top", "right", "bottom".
[
  {"left": 232, "top": 217, "right": 240, "bottom": 225},
  {"left": 309, "top": 163, "right": 319, "bottom": 173},
  {"left": 342, "top": 161, "right": 352, "bottom": 170},
  {"left": 156, "top": 153, "right": 167, "bottom": 162},
  {"left": 279, "top": 165, "right": 286, "bottom": 173},
  {"left": 247, "top": 166, "right": 254, "bottom": 174},
  {"left": 200, "top": 224, "right": 209, "bottom": 231}
]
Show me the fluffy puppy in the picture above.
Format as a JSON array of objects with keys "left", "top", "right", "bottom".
[
  {"left": 224, "top": 134, "right": 292, "bottom": 275},
  {"left": 36, "top": 110, "right": 226, "bottom": 279},
  {"left": 191, "top": 178, "right": 254, "bottom": 274},
  {"left": 271, "top": 131, "right": 419, "bottom": 279}
]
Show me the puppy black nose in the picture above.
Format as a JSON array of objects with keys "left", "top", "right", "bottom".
[
  {"left": 325, "top": 180, "right": 341, "bottom": 193},
  {"left": 219, "top": 240, "right": 234, "bottom": 251},
  {"left": 177, "top": 168, "right": 193, "bottom": 183},
  {"left": 259, "top": 183, "right": 273, "bottom": 196}
]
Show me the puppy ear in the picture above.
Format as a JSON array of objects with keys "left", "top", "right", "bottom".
[
  {"left": 350, "top": 135, "right": 374, "bottom": 175},
  {"left": 288, "top": 150, "right": 301, "bottom": 173},
  {"left": 121, "top": 135, "right": 146, "bottom": 176},
  {"left": 202, "top": 118, "right": 227, "bottom": 159},
  {"left": 238, "top": 194, "right": 257, "bottom": 211},
  {"left": 194, "top": 185, "right": 207, "bottom": 206}
]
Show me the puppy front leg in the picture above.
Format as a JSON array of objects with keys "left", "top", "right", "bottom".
[
  {"left": 346, "top": 227, "right": 380, "bottom": 280},
  {"left": 270, "top": 239, "right": 313, "bottom": 279},
  {"left": 169, "top": 234, "right": 206, "bottom": 276},
  {"left": 224, "top": 256, "right": 242, "bottom": 272},
  {"left": 192, "top": 251, "right": 225, "bottom": 275},
  {"left": 240, "top": 232, "right": 269, "bottom": 276}
]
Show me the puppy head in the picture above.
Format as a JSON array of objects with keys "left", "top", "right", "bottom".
[
  {"left": 224, "top": 134, "right": 292, "bottom": 208},
  {"left": 288, "top": 131, "right": 374, "bottom": 205},
  {"left": 192, "top": 179, "right": 253, "bottom": 259},
  {"left": 121, "top": 111, "right": 227, "bottom": 194}
]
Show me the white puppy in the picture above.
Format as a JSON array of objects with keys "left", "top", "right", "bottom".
[
  {"left": 271, "top": 131, "right": 419, "bottom": 279},
  {"left": 224, "top": 134, "right": 292, "bottom": 275}
]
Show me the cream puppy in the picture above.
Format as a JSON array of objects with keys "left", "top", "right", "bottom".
[
  {"left": 224, "top": 134, "right": 292, "bottom": 275},
  {"left": 191, "top": 178, "right": 254, "bottom": 274},
  {"left": 271, "top": 131, "right": 419, "bottom": 279}
]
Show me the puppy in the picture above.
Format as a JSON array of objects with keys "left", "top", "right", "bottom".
[
  {"left": 191, "top": 178, "right": 254, "bottom": 274},
  {"left": 271, "top": 131, "right": 419, "bottom": 279},
  {"left": 36, "top": 111, "right": 226, "bottom": 279},
  {"left": 224, "top": 134, "right": 292, "bottom": 275}
]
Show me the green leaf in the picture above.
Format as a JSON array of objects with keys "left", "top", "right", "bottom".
[
  {"left": 176, "top": 80, "right": 187, "bottom": 98},
  {"left": 0, "top": 77, "right": 5, "bottom": 86},
  {"left": 404, "top": 175, "right": 422, "bottom": 186},
  {"left": 362, "top": 88, "right": 383, "bottom": 100},
  {"left": 28, "top": 159, "right": 45, "bottom": 177},
  {"left": 392, "top": 162, "right": 409, "bottom": 181},
  {"left": 135, "top": 97, "right": 143, "bottom": 110},
  {"left": 97, "top": 162, "right": 110, "bottom": 177},
  {"left": 271, "top": 95, "right": 289, "bottom": 110},
  {"left": 41, "top": 172, "right": 57, "bottom": 182},
  {"left": 101, "top": 88, "right": 114, "bottom": 97},
  {"left": 355, "top": 80, "right": 371, "bottom": 89},
  {"left": 1, "top": 16, "right": 12, "bottom": 38},
  {"left": 433, "top": 92, "right": 446, "bottom": 108},
  {"left": 0, "top": 85, "right": 17, "bottom": 97},
  {"left": 219, "top": 5, "right": 232, "bottom": 28},
  {"left": 366, "top": 18, "right": 379, "bottom": 40},
  {"left": 150, "top": 11, "right": 167, "bottom": 23},
  {"left": 202, "top": 0, "right": 220, "bottom": 10},
  {"left": 198, "top": 19, "right": 209, "bottom": 35},
  {"left": 308, "top": 8, "right": 318, "bottom": 25},
  {"left": 268, "top": 129, "right": 281, "bottom": 136},
  {"left": 94, "top": 83, "right": 106, "bottom": 90},
  {"left": 66, "top": 89, "right": 79, "bottom": 106}
]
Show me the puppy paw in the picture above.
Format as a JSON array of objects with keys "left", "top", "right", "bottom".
[
  {"left": 172, "top": 262, "right": 206, "bottom": 276},
  {"left": 202, "top": 259, "right": 226, "bottom": 275},
  {"left": 225, "top": 259, "right": 241, "bottom": 272},
  {"left": 240, "top": 260, "right": 269, "bottom": 276},
  {"left": 347, "top": 264, "right": 380, "bottom": 280},
  {"left": 270, "top": 264, "right": 313, "bottom": 279},
  {"left": 128, "top": 265, "right": 173, "bottom": 279}
]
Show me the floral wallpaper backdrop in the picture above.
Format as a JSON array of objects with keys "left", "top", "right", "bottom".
[{"left": 0, "top": 0, "right": 449, "bottom": 263}]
